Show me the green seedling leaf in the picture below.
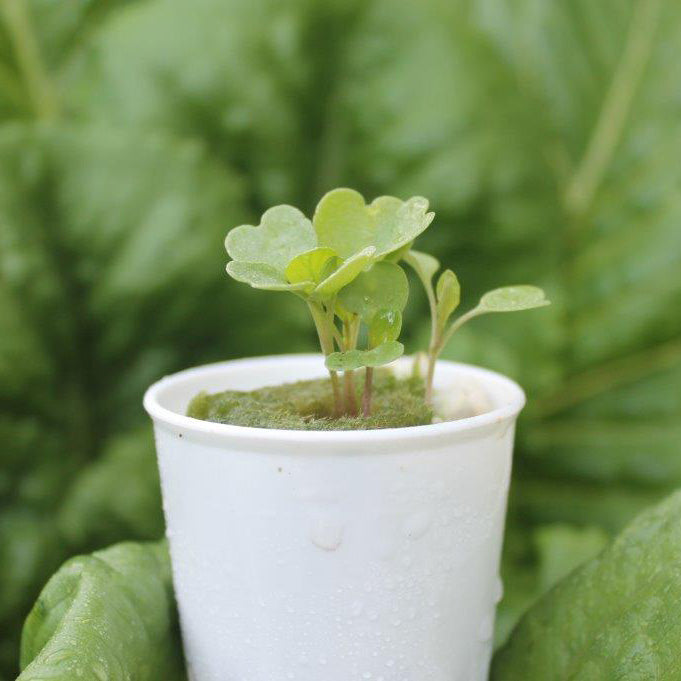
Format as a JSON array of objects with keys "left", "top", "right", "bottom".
[
  {"left": 313, "top": 188, "right": 434, "bottom": 259},
  {"left": 439, "top": 284, "right": 549, "bottom": 349},
  {"left": 385, "top": 241, "right": 414, "bottom": 263},
  {"left": 226, "top": 261, "right": 312, "bottom": 291},
  {"left": 405, "top": 249, "right": 440, "bottom": 284},
  {"left": 435, "top": 269, "right": 460, "bottom": 328},
  {"left": 325, "top": 341, "right": 404, "bottom": 371},
  {"left": 225, "top": 204, "right": 316, "bottom": 271},
  {"left": 314, "top": 246, "right": 376, "bottom": 297},
  {"left": 368, "top": 309, "right": 403, "bottom": 347},
  {"left": 477, "top": 285, "right": 550, "bottom": 313},
  {"left": 338, "top": 261, "right": 409, "bottom": 321},
  {"left": 285, "top": 247, "right": 337, "bottom": 289}
]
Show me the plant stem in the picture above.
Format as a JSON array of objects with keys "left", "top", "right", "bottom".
[
  {"left": 425, "top": 349, "right": 437, "bottom": 403},
  {"left": 362, "top": 367, "right": 373, "bottom": 417},
  {"left": 341, "top": 316, "right": 360, "bottom": 415},
  {"left": 406, "top": 253, "right": 441, "bottom": 405},
  {"left": 441, "top": 308, "right": 480, "bottom": 347},
  {"left": 1, "top": 0, "right": 59, "bottom": 119},
  {"left": 308, "top": 302, "right": 343, "bottom": 415},
  {"left": 564, "top": 0, "right": 661, "bottom": 218},
  {"left": 425, "top": 309, "right": 480, "bottom": 402}
]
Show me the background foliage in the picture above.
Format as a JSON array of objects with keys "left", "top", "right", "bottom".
[{"left": 1, "top": 0, "right": 680, "bottom": 677}]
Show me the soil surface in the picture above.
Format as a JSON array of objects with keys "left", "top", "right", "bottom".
[{"left": 187, "top": 371, "right": 433, "bottom": 430}]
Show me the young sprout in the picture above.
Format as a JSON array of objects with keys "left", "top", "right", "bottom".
[
  {"left": 225, "top": 189, "right": 433, "bottom": 416},
  {"left": 225, "top": 187, "right": 548, "bottom": 420},
  {"left": 405, "top": 250, "right": 550, "bottom": 401}
]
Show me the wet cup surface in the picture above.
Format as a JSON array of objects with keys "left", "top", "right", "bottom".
[{"left": 144, "top": 355, "right": 525, "bottom": 681}]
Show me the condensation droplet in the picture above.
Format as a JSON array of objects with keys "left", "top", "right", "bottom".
[
  {"left": 351, "top": 600, "right": 364, "bottom": 617},
  {"left": 403, "top": 510, "right": 432, "bottom": 540},
  {"left": 310, "top": 516, "right": 344, "bottom": 551}
]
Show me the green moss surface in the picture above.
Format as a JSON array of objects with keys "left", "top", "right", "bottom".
[{"left": 187, "top": 372, "right": 433, "bottom": 430}]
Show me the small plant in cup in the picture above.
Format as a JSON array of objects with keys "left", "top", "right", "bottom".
[
  {"left": 210, "top": 187, "right": 549, "bottom": 427},
  {"left": 404, "top": 250, "right": 550, "bottom": 402},
  {"left": 225, "top": 188, "right": 431, "bottom": 417}
]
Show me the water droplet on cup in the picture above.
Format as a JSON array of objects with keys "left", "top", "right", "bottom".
[
  {"left": 310, "top": 516, "right": 344, "bottom": 551},
  {"left": 351, "top": 600, "right": 364, "bottom": 617},
  {"left": 403, "top": 511, "right": 432, "bottom": 540}
]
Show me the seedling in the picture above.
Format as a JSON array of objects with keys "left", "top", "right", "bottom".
[
  {"left": 404, "top": 251, "right": 550, "bottom": 401},
  {"left": 225, "top": 188, "right": 549, "bottom": 418}
]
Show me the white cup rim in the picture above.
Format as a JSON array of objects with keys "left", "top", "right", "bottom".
[{"left": 144, "top": 354, "right": 526, "bottom": 449}]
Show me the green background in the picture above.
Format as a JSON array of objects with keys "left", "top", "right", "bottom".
[{"left": 1, "top": 0, "right": 680, "bottom": 677}]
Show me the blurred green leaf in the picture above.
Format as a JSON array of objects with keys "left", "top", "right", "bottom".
[
  {"left": 0, "top": 511, "right": 64, "bottom": 636},
  {"left": 507, "top": 476, "right": 665, "bottom": 535},
  {"left": 493, "top": 490, "right": 681, "bottom": 680},
  {"left": 57, "top": 428, "right": 164, "bottom": 549},
  {"left": 533, "top": 524, "right": 608, "bottom": 592},
  {"left": 0, "top": 0, "right": 134, "bottom": 121},
  {"left": 495, "top": 520, "right": 611, "bottom": 649},
  {"left": 66, "top": 0, "right": 314, "bottom": 206}
]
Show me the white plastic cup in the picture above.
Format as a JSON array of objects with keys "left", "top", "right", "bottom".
[{"left": 144, "top": 355, "right": 525, "bottom": 681}]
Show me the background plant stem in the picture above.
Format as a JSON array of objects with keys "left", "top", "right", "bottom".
[{"left": 1, "top": 0, "right": 59, "bottom": 119}]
